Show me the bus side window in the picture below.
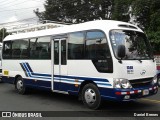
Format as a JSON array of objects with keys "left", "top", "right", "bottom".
[
  {"left": 30, "top": 38, "right": 39, "bottom": 59},
  {"left": 30, "top": 37, "right": 51, "bottom": 59},
  {"left": 86, "top": 31, "right": 113, "bottom": 73},
  {"left": 61, "top": 40, "right": 66, "bottom": 65},
  {"left": 3, "top": 41, "right": 12, "bottom": 59},
  {"left": 11, "top": 39, "right": 29, "bottom": 59},
  {"left": 54, "top": 41, "right": 59, "bottom": 64},
  {"left": 86, "top": 31, "right": 107, "bottom": 59},
  {"left": 38, "top": 37, "right": 51, "bottom": 59},
  {"left": 68, "top": 32, "right": 84, "bottom": 59},
  {"left": 19, "top": 39, "right": 29, "bottom": 59}
]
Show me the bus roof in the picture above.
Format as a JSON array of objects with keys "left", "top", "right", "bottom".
[{"left": 3, "top": 20, "right": 143, "bottom": 41}]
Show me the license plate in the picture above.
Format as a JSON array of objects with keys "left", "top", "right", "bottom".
[{"left": 143, "top": 89, "right": 149, "bottom": 96}]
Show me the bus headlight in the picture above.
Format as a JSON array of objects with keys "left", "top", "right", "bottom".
[
  {"left": 121, "top": 79, "right": 132, "bottom": 89},
  {"left": 113, "top": 79, "right": 121, "bottom": 88},
  {"left": 152, "top": 75, "right": 157, "bottom": 85},
  {"left": 113, "top": 78, "right": 132, "bottom": 89}
]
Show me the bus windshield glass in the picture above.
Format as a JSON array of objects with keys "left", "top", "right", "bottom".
[{"left": 109, "top": 30, "right": 153, "bottom": 60}]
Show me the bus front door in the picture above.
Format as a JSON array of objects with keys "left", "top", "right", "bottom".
[{"left": 52, "top": 38, "right": 67, "bottom": 92}]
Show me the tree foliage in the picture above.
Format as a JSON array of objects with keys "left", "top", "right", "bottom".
[
  {"left": 34, "top": 0, "right": 113, "bottom": 23},
  {"left": 0, "top": 28, "right": 9, "bottom": 42},
  {"left": 35, "top": 0, "right": 160, "bottom": 53},
  {"left": 131, "top": 0, "right": 160, "bottom": 53},
  {"left": 111, "top": 0, "right": 132, "bottom": 22}
]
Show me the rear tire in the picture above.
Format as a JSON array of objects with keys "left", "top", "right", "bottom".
[
  {"left": 15, "top": 77, "right": 27, "bottom": 94},
  {"left": 81, "top": 83, "right": 101, "bottom": 109}
]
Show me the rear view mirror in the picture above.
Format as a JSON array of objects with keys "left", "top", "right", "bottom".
[{"left": 117, "top": 45, "right": 126, "bottom": 59}]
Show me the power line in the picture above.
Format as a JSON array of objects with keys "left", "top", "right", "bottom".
[
  {"left": 0, "top": 0, "right": 44, "bottom": 9},
  {"left": 0, "top": 0, "right": 43, "bottom": 7},
  {"left": 0, "top": 0, "right": 103, "bottom": 25},
  {"left": 0, "top": 10, "right": 38, "bottom": 19},
  {"left": 0, "top": 17, "right": 38, "bottom": 25},
  {"left": 0, "top": 0, "right": 13, "bottom": 5},
  {"left": 0, "top": 0, "right": 44, "bottom": 23},
  {"left": 2, "top": 1, "right": 32, "bottom": 8},
  {"left": 0, "top": 0, "right": 78, "bottom": 23},
  {"left": 0, "top": 5, "right": 43, "bottom": 13},
  {"left": 31, "top": 0, "right": 45, "bottom": 3},
  {"left": 0, "top": 0, "right": 23, "bottom": 7}
]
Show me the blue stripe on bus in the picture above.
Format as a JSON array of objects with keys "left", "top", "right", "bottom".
[
  {"left": 32, "top": 72, "right": 51, "bottom": 77},
  {"left": 29, "top": 76, "right": 51, "bottom": 80},
  {"left": 24, "top": 63, "right": 51, "bottom": 77},
  {"left": 97, "top": 83, "right": 112, "bottom": 86},
  {"left": 26, "top": 62, "right": 33, "bottom": 72},
  {"left": 24, "top": 62, "right": 109, "bottom": 82},
  {"left": 54, "top": 75, "right": 109, "bottom": 82},
  {"left": 20, "top": 62, "right": 111, "bottom": 86},
  {"left": 22, "top": 63, "right": 31, "bottom": 77},
  {"left": 20, "top": 63, "right": 29, "bottom": 77},
  {"left": 53, "top": 79, "right": 112, "bottom": 86}
]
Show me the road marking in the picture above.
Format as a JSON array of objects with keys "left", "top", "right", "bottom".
[{"left": 141, "top": 98, "right": 160, "bottom": 103}]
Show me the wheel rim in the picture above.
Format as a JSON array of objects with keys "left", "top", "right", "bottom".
[
  {"left": 84, "top": 88, "right": 96, "bottom": 105},
  {"left": 17, "top": 80, "right": 23, "bottom": 91}
]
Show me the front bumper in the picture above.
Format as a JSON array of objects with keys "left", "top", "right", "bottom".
[
  {"left": 101, "top": 85, "right": 158, "bottom": 101},
  {"left": 114, "top": 85, "right": 158, "bottom": 101}
]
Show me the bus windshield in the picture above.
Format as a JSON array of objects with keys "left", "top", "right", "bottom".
[{"left": 109, "top": 30, "right": 153, "bottom": 60}]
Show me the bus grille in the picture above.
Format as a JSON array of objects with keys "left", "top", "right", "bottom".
[{"left": 129, "top": 77, "right": 153, "bottom": 88}]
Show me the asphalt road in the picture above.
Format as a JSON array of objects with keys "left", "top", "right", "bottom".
[{"left": 0, "top": 83, "right": 159, "bottom": 119}]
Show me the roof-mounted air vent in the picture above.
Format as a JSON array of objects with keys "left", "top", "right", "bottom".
[{"left": 118, "top": 24, "right": 138, "bottom": 29}]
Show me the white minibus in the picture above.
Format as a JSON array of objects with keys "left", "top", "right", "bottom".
[{"left": 2, "top": 20, "right": 158, "bottom": 109}]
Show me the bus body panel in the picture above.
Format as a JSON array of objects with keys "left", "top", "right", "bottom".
[{"left": 113, "top": 60, "right": 156, "bottom": 79}]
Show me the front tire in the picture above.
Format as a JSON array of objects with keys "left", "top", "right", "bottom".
[
  {"left": 158, "top": 76, "right": 160, "bottom": 87},
  {"left": 0, "top": 78, "right": 2, "bottom": 83},
  {"left": 15, "top": 77, "right": 26, "bottom": 94},
  {"left": 82, "top": 83, "right": 101, "bottom": 109}
]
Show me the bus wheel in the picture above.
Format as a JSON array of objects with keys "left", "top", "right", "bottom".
[
  {"left": 15, "top": 77, "right": 26, "bottom": 94},
  {"left": 82, "top": 83, "right": 101, "bottom": 109},
  {"left": 158, "top": 76, "right": 160, "bottom": 87}
]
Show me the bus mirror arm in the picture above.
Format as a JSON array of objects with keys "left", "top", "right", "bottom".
[{"left": 118, "top": 59, "right": 122, "bottom": 64}]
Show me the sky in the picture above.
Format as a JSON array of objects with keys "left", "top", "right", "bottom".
[{"left": 0, "top": 0, "right": 45, "bottom": 24}]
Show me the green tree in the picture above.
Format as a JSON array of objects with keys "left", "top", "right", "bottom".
[
  {"left": 132, "top": 0, "right": 151, "bottom": 29},
  {"left": 111, "top": 0, "right": 132, "bottom": 22},
  {"left": 34, "top": 0, "right": 113, "bottom": 23},
  {"left": 132, "top": 0, "right": 160, "bottom": 53},
  {"left": 0, "top": 28, "right": 9, "bottom": 42},
  {"left": 35, "top": 0, "right": 160, "bottom": 53}
]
